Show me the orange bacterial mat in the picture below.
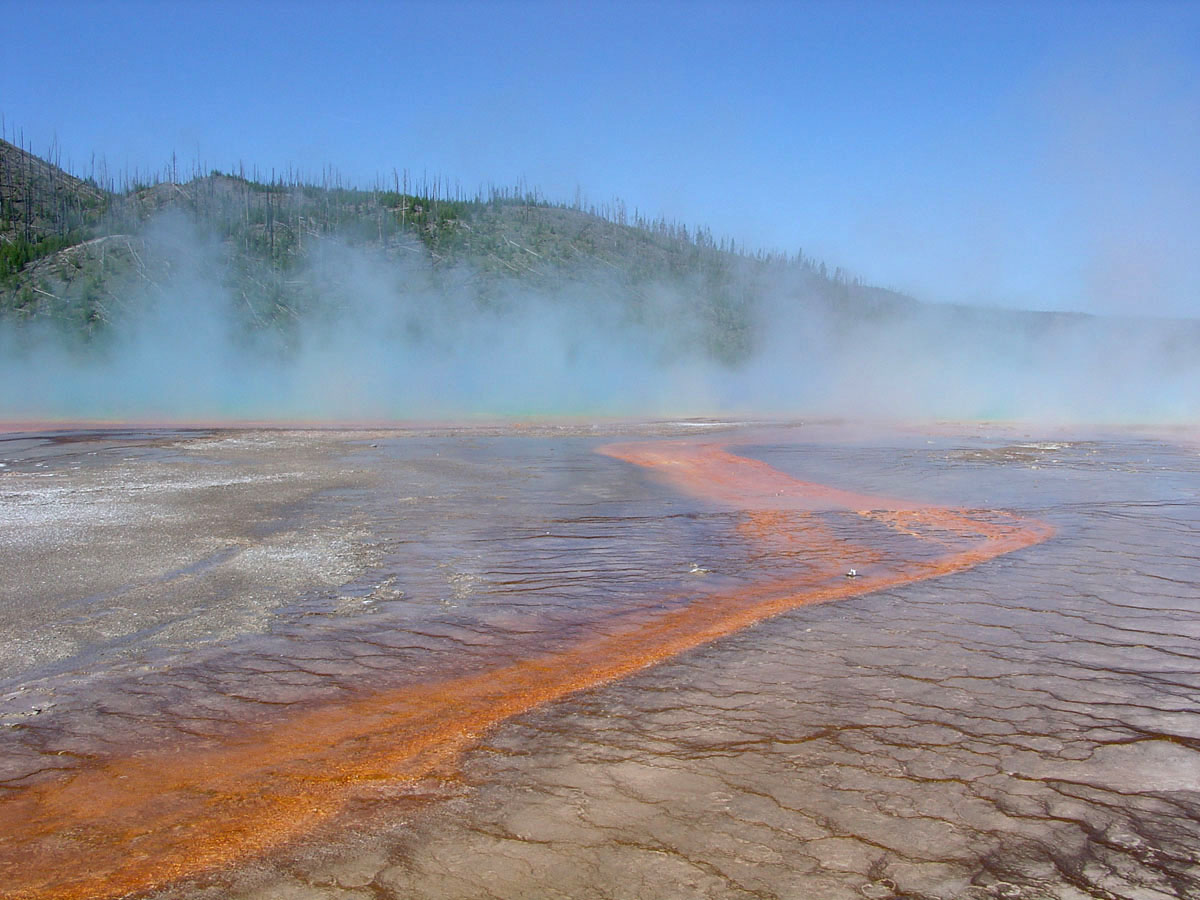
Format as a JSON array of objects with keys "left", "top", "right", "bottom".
[{"left": 0, "top": 438, "right": 1053, "bottom": 899}]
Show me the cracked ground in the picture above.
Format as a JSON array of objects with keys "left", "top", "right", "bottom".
[{"left": 0, "top": 422, "right": 1197, "bottom": 900}]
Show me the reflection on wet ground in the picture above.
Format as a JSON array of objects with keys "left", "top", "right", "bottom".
[{"left": 1, "top": 423, "right": 1198, "bottom": 899}]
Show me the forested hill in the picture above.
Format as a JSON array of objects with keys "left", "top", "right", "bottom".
[
  {"left": 0, "top": 136, "right": 918, "bottom": 364},
  {"left": 0, "top": 137, "right": 106, "bottom": 269},
  {"left": 3, "top": 137, "right": 1198, "bottom": 422}
]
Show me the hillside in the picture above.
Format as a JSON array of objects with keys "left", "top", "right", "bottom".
[
  {"left": 6, "top": 138, "right": 1197, "bottom": 423},
  {"left": 0, "top": 138, "right": 107, "bottom": 276},
  {"left": 0, "top": 139, "right": 916, "bottom": 364}
]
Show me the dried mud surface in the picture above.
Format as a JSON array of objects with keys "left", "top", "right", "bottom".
[{"left": 1, "top": 422, "right": 1198, "bottom": 900}]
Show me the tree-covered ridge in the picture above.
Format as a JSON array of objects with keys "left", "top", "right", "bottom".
[
  {"left": 0, "top": 137, "right": 105, "bottom": 278},
  {"left": 0, "top": 136, "right": 916, "bottom": 364}
]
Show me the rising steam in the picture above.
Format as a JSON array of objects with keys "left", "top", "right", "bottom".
[{"left": 2, "top": 211, "right": 1198, "bottom": 424}]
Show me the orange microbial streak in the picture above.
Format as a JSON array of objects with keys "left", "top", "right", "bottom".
[{"left": 0, "top": 439, "right": 1053, "bottom": 900}]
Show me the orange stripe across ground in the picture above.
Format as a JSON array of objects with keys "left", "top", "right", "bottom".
[{"left": 0, "top": 439, "right": 1052, "bottom": 899}]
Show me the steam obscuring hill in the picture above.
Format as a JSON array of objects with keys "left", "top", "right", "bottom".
[
  {"left": 0, "top": 138, "right": 909, "bottom": 361},
  {"left": 1, "top": 137, "right": 1197, "bottom": 422}
]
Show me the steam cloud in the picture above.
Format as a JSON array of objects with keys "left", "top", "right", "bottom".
[{"left": 2, "top": 212, "right": 1198, "bottom": 424}]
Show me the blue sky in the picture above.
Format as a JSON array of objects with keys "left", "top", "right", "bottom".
[{"left": 3, "top": 0, "right": 1197, "bottom": 317}]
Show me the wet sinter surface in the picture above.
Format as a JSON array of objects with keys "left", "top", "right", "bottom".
[{"left": 0, "top": 422, "right": 1198, "bottom": 899}]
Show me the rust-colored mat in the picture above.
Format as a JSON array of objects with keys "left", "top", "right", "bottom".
[{"left": 0, "top": 440, "right": 1052, "bottom": 899}]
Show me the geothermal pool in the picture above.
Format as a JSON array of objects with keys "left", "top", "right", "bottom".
[{"left": 0, "top": 422, "right": 1197, "bottom": 899}]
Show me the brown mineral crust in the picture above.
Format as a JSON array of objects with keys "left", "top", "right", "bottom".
[{"left": 0, "top": 437, "right": 1052, "bottom": 900}]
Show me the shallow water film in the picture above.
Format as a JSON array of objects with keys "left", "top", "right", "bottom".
[{"left": 1, "top": 422, "right": 1197, "bottom": 900}]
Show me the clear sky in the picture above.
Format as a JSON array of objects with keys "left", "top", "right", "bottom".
[{"left": 2, "top": 0, "right": 1197, "bottom": 317}]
